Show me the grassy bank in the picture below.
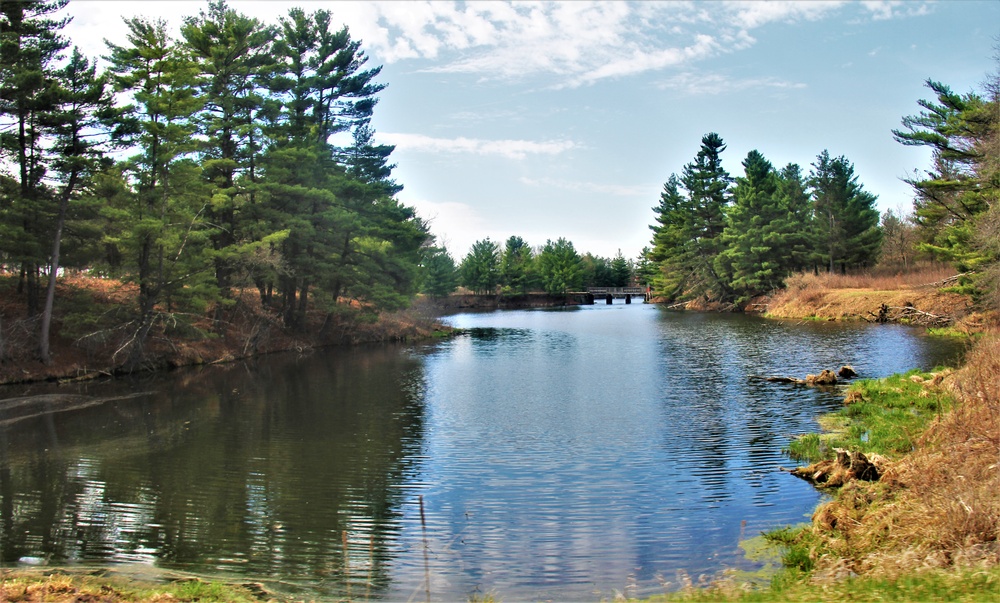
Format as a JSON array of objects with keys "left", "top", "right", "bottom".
[
  {"left": 644, "top": 334, "right": 1000, "bottom": 602},
  {"left": 763, "top": 268, "right": 986, "bottom": 330},
  {"left": 0, "top": 569, "right": 267, "bottom": 603}
]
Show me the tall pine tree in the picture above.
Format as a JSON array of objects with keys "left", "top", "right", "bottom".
[{"left": 809, "top": 151, "right": 881, "bottom": 273}]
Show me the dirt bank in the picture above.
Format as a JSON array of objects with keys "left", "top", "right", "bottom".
[{"left": 0, "top": 276, "right": 451, "bottom": 385}]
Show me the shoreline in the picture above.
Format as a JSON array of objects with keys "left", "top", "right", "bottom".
[
  {"left": 1, "top": 279, "right": 987, "bottom": 387},
  {"left": 1, "top": 293, "right": 996, "bottom": 601}
]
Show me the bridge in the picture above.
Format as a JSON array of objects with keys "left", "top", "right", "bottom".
[{"left": 586, "top": 287, "right": 649, "bottom": 303}]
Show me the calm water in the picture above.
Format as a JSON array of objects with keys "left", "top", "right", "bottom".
[{"left": 0, "top": 304, "right": 965, "bottom": 600}]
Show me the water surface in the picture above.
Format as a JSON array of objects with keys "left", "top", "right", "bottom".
[{"left": 0, "top": 304, "right": 965, "bottom": 600}]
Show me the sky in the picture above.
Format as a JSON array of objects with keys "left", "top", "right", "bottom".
[{"left": 61, "top": 0, "right": 999, "bottom": 261}]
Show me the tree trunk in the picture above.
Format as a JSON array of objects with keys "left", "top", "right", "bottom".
[{"left": 39, "top": 172, "right": 78, "bottom": 364}]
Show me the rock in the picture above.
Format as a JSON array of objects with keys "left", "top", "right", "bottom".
[
  {"left": 805, "top": 369, "right": 838, "bottom": 386},
  {"left": 837, "top": 365, "right": 858, "bottom": 379}
]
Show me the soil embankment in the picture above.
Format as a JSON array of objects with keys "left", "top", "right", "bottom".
[{"left": 0, "top": 276, "right": 450, "bottom": 385}]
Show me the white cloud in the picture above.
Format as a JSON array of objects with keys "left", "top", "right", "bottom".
[
  {"left": 657, "top": 72, "right": 807, "bottom": 96},
  {"left": 64, "top": 1, "right": 935, "bottom": 90},
  {"left": 382, "top": 133, "right": 577, "bottom": 160},
  {"left": 722, "top": 1, "right": 847, "bottom": 30}
]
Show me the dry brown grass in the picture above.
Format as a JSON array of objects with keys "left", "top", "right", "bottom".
[
  {"left": 786, "top": 264, "right": 959, "bottom": 291},
  {"left": 809, "top": 335, "right": 1000, "bottom": 579},
  {"left": 767, "top": 266, "right": 973, "bottom": 324}
]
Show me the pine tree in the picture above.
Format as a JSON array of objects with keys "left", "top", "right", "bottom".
[
  {"left": 181, "top": 0, "right": 276, "bottom": 305},
  {"left": 648, "top": 133, "right": 731, "bottom": 301},
  {"left": 537, "top": 238, "right": 583, "bottom": 295},
  {"left": 460, "top": 238, "right": 500, "bottom": 295},
  {"left": 715, "top": 150, "right": 782, "bottom": 303},
  {"left": 893, "top": 78, "right": 998, "bottom": 282},
  {"left": 809, "top": 151, "right": 881, "bottom": 273},
  {"left": 38, "top": 47, "right": 116, "bottom": 362},
  {"left": 610, "top": 250, "right": 632, "bottom": 287},
  {"left": 104, "top": 16, "right": 212, "bottom": 368},
  {"left": 0, "top": 0, "right": 70, "bottom": 315},
  {"left": 499, "top": 235, "right": 534, "bottom": 294},
  {"left": 648, "top": 174, "right": 689, "bottom": 298},
  {"left": 774, "top": 163, "right": 814, "bottom": 274},
  {"left": 420, "top": 246, "right": 458, "bottom": 297},
  {"left": 262, "top": 6, "right": 405, "bottom": 327}
]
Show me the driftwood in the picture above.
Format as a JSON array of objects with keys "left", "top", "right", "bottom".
[
  {"left": 786, "top": 448, "right": 885, "bottom": 488},
  {"left": 867, "top": 303, "right": 952, "bottom": 326},
  {"left": 750, "top": 365, "right": 857, "bottom": 386},
  {"left": 916, "top": 271, "right": 972, "bottom": 289}
]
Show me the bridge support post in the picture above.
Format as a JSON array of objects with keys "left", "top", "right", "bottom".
[
  {"left": 605, "top": 294, "right": 613, "bottom": 305},
  {"left": 625, "top": 294, "right": 631, "bottom": 304}
]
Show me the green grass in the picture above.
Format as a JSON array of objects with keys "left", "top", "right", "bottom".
[
  {"left": 640, "top": 564, "right": 1000, "bottom": 602},
  {"left": 0, "top": 571, "right": 266, "bottom": 602},
  {"left": 785, "top": 369, "right": 952, "bottom": 463}
]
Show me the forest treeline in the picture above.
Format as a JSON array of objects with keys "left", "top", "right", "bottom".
[
  {"left": 2, "top": 0, "right": 997, "bottom": 373},
  {"left": 422, "top": 236, "right": 640, "bottom": 297},
  {"left": 1, "top": 0, "right": 428, "bottom": 367},
  {"left": 439, "top": 57, "right": 999, "bottom": 310},
  {"left": 641, "top": 63, "right": 999, "bottom": 309}
]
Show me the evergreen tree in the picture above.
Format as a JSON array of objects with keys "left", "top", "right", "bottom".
[
  {"left": 581, "top": 253, "right": 613, "bottom": 288},
  {"left": 181, "top": 0, "right": 276, "bottom": 304},
  {"left": 809, "top": 151, "right": 881, "bottom": 273},
  {"left": 647, "top": 173, "right": 689, "bottom": 298},
  {"left": 680, "top": 132, "right": 731, "bottom": 298},
  {"left": 648, "top": 133, "right": 731, "bottom": 300},
  {"left": 340, "top": 121, "right": 402, "bottom": 197},
  {"left": 635, "top": 247, "right": 657, "bottom": 289},
  {"left": 499, "top": 235, "right": 534, "bottom": 294},
  {"left": 536, "top": 237, "right": 583, "bottom": 294},
  {"left": 774, "top": 163, "right": 814, "bottom": 274},
  {"left": 459, "top": 238, "right": 500, "bottom": 295},
  {"left": 715, "top": 150, "right": 781, "bottom": 303},
  {"left": 104, "top": 16, "right": 212, "bottom": 368},
  {"left": 39, "top": 47, "right": 116, "bottom": 362},
  {"left": 610, "top": 250, "right": 632, "bottom": 287},
  {"left": 0, "top": 0, "right": 70, "bottom": 315},
  {"left": 261, "top": 6, "right": 411, "bottom": 327},
  {"left": 715, "top": 152, "right": 816, "bottom": 305},
  {"left": 420, "top": 245, "right": 458, "bottom": 297},
  {"left": 893, "top": 78, "right": 998, "bottom": 281}
]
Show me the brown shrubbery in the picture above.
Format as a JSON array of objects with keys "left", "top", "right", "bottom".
[{"left": 809, "top": 335, "right": 1000, "bottom": 579}]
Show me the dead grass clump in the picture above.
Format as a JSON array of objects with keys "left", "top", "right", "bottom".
[
  {"left": 809, "top": 335, "right": 1000, "bottom": 578},
  {"left": 785, "top": 264, "right": 958, "bottom": 291},
  {"left": 768, "top": 270, "right": 972, "bottom": 322}
]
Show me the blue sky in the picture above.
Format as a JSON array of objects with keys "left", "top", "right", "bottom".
[{"left": 64, "top": 1, "right": 999, "bottom": 261}]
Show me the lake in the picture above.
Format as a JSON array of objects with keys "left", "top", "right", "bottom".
[{"left": 0, "top": 303, "right": 965, "bottom": 600}]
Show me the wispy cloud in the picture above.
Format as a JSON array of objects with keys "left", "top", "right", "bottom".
[
  {"left": 351, "top": 1, "right": 934, "bottom": 87},
  {"left": 657, "top": 72, "right": 808, "bottom": 96},
  {"left": 381, "top": 133, "right": 577, "bottom": 159},
  {"left": 66, "top": 1, "right": 937, "bottom": 90}
]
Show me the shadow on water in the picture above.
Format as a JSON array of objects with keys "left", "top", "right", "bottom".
[
  {"left": 0, "top": 305, "right": 967, "bottom": 600},
  {"left": 0, "top": 347, "right": 429, "bottom": 600}
]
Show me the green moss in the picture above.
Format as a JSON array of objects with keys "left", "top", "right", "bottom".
[{"left": 785, "top": 369, "right": 952, "bottom": 463}]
